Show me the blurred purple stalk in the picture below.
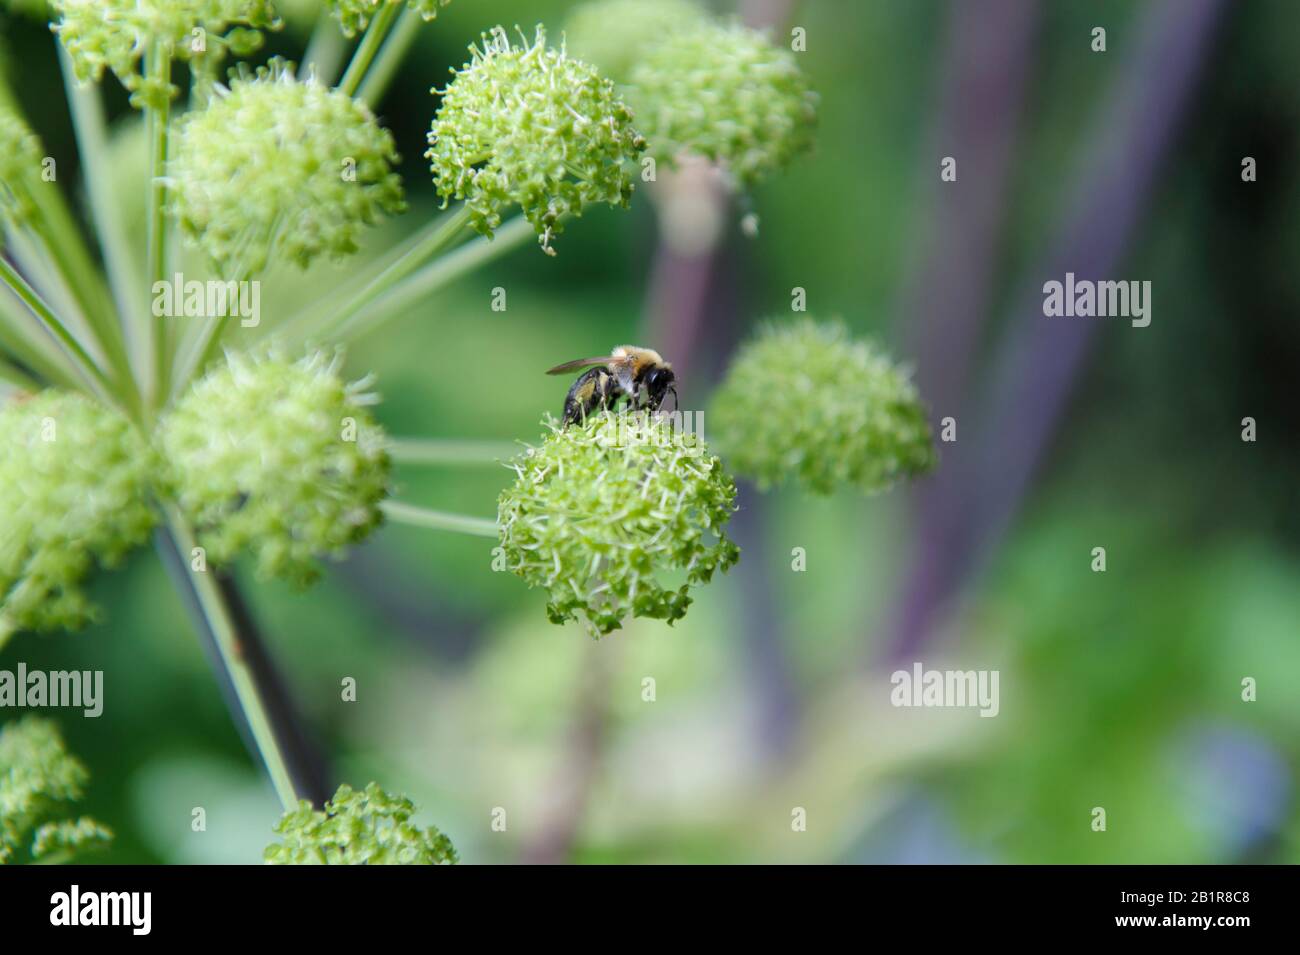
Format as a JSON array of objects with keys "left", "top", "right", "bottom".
[{"left": 885, "top": 0, "right": 1228, "bottom": 663}]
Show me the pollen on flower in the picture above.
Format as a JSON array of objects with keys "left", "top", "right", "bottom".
[
  {"left": 160, "top": 348, "right": 391, "bottom": 586},
  {"left": 497, "top": 411, "right": 740, "bottom": 636},
  {"left": 0, "top": 391, "right": 156, "bottom": 643},
  {"left": 265, "top": 782, "right": 457, "bottom": 865},
  {"left": 710, "top": 319, "right": 936, "bottom": 495},
  {"left": 166, "top": 60, "right": 405, "bottom": 274},
  {"left": 426, "top": 25, "right": 646, "bottom": 256},
  {"left": 630, "top": 19, "right": 818, "bottom": 186}
]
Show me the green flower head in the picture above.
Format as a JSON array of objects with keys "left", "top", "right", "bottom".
[
  {"left": 0, "top": 717, "right": 112, "bottom": 865},
  {"left": 160, "top": 348, "right": 391, "bottom": 586},
  {"left": 427, "top": 25, "right": 646, "bottom": 256},
  {"left": 0, "top": 391, "right": 156, "bottom": 643},
  {"left": 711, "top": 320, "right": 936, "bottom": 495},
  {"left": 564, "top": 0, "right": 707, "bottom": 83},
  {"left": 265, "top": 782, "right": 458, "bottom": 865},
  {"left": 167, "top": 60, "right": 405, "bottom": 274},
  {"left": 0, "top": 108, "right": 43, "bottom": 229},
  {"left": 497, "top": 412, "right": 740, "bottom": 636},
  {"left": 52, "top": 0, "right": 280, "bottom": 106},
  {"left": 327, "top": 0, "right": 453, "bottom": 38},
  {"left": 630, "top": 19, "right": 817, "bottom": 186}
]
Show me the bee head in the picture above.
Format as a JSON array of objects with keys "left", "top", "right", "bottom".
[{"left": 643, "top": 365, "right": 677, "bottom": 412}]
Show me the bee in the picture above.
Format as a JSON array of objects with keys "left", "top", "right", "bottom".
[{"left": 547, "top": 345, "right": 678, "bottom": 426}]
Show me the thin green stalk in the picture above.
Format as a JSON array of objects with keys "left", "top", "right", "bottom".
[
  {"left": 389, "top": 437, "right": 519, "bottom": 466},
  {"left": 337, "top": 214, "right": 534, "bottom": 341},
  {"left": 0, "top": 283, "right": 82, "bottom": 389},
  {"left": 59, "top": 46, "right": 148, "bottom": 383},
  {"left": 302, "top": 13, "right": 349, "bottom": 85},
  {"left": 160, "top": 502, "right": 301, "bottom": 811},
  {"left": 381, "top": 500, "right": 499, "bottom": 538},
  {"left": 279, "top": 204, "right": 473, "bottom": 344},
  {"left": 0, "top": 256, "right": 113, "bottom": 397},
  {"left": 337, "top": 3, "right": 402, "bottom": 98},
  {"left": 357, "top": 6, "right": 422, "bottom": 107},
  {"left": 145, "top": 40, "right": 173, "bottom": 409}
]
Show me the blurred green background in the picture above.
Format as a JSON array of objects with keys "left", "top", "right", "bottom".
[{"left": 2, "top": 0, "right": 1298, "bottom": 863}]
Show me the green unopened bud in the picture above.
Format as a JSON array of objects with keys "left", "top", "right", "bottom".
[
  {"left": 630, "top": 20, "right": 817, "bottom": 186},
  {"left": 327, "top": 0, "right": 452, "bottom": 38},
  {"left": 427, "top": 25, "right": 646, "bottom": 256},
  {"left": 564, "top": 0, "right": 707, "bottom": 82},
  {"left": 265, "top": 782, "right": 458, "bottom": 865},
  {"left": 0, "top": 392, "right": 156, "bottom": 643},
  {"left": 497, "top": 412, "right": 739, "bottom": 636},
  {"left": 711, "top": 320, "right": 936, "bottom": 495},
  {"left": 0, "top": 717, "right": 112, "bottom": 864},
  {"left": 167, "top": 61, "right": 404, "bottom": 274},
  {"left": 52, "top": 0, "right": 280, "bottom": 104},
  {"left": 160, "top": 349, "right": 391, "bottom": 586}
]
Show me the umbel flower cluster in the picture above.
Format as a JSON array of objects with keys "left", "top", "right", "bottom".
[
  {"left": 160, "top": 350, "right": 392, "bottom": 586},
  {"left": 497, "top": 413, "right": 741, "bottom": 636},
  {"left": 567, "top": 0, "right": 818, "bottom": 187},
  {"left": 168, "top": 61, "right": 405, "bottom": 273},
  {"left": 52, "top": 0, "right": 280, "bottom": 105},
  {"left": 0, "top": 392, "right": 155, "bottom": 642},
  {"left": 427, "top": 26, "right": 646, "bottom": 255},
  {"left": 0, "top": 717, "right": 112, "bottom": 865},
  {"left": 711, "top": 320, "right": 936, "bottom": 495},
  {"left": 265, "top": 783, "right": 458, "bottom": 864}
]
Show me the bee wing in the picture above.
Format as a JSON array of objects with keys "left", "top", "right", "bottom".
[{"left": 546, "top": 355, "right": 630, "bottom": 375}]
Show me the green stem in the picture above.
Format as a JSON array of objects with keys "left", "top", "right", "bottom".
[
  {"left": 302, "top": 13, "right": 349, "bottom": 86},
  {"left": 356, "top": 6, "right": 422, "bottom": 107},
  {"left": 0, "top": 256, "right": 114, "bottom": 397},
  {"left": 0, "top": 284, "right": 82, "bottom": 389},
  {"left": 279, "top": 204, "right": 473, "bottom": 344},
  {"left": 160, "top": 503, "right": 301, "bottom": 811},
  {"left": 389, "top": 437, "right": 519, "bottom": 466},
  {"left": 336, "top": 214, "right": 534, "bottom": 341},
  {"left": 337, "top": 3, "right": 402, "bottom": 98},
  {"left": 381, "top": 500, "right": 499, "bottom": 538},
  {"left": 145, "top": 40, "right": 173, "bottom": 410},
  {"left": 59, "top": 46, "right": 148, "bottom": 387}
]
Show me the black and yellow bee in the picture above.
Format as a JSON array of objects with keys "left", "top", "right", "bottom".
[{"left": 547, "top": 345, "right": 678, "bottom": 426}]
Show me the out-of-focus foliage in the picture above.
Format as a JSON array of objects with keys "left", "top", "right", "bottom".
[{"left": 0, "top": 717, "right": 112, "bottom": 864}]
